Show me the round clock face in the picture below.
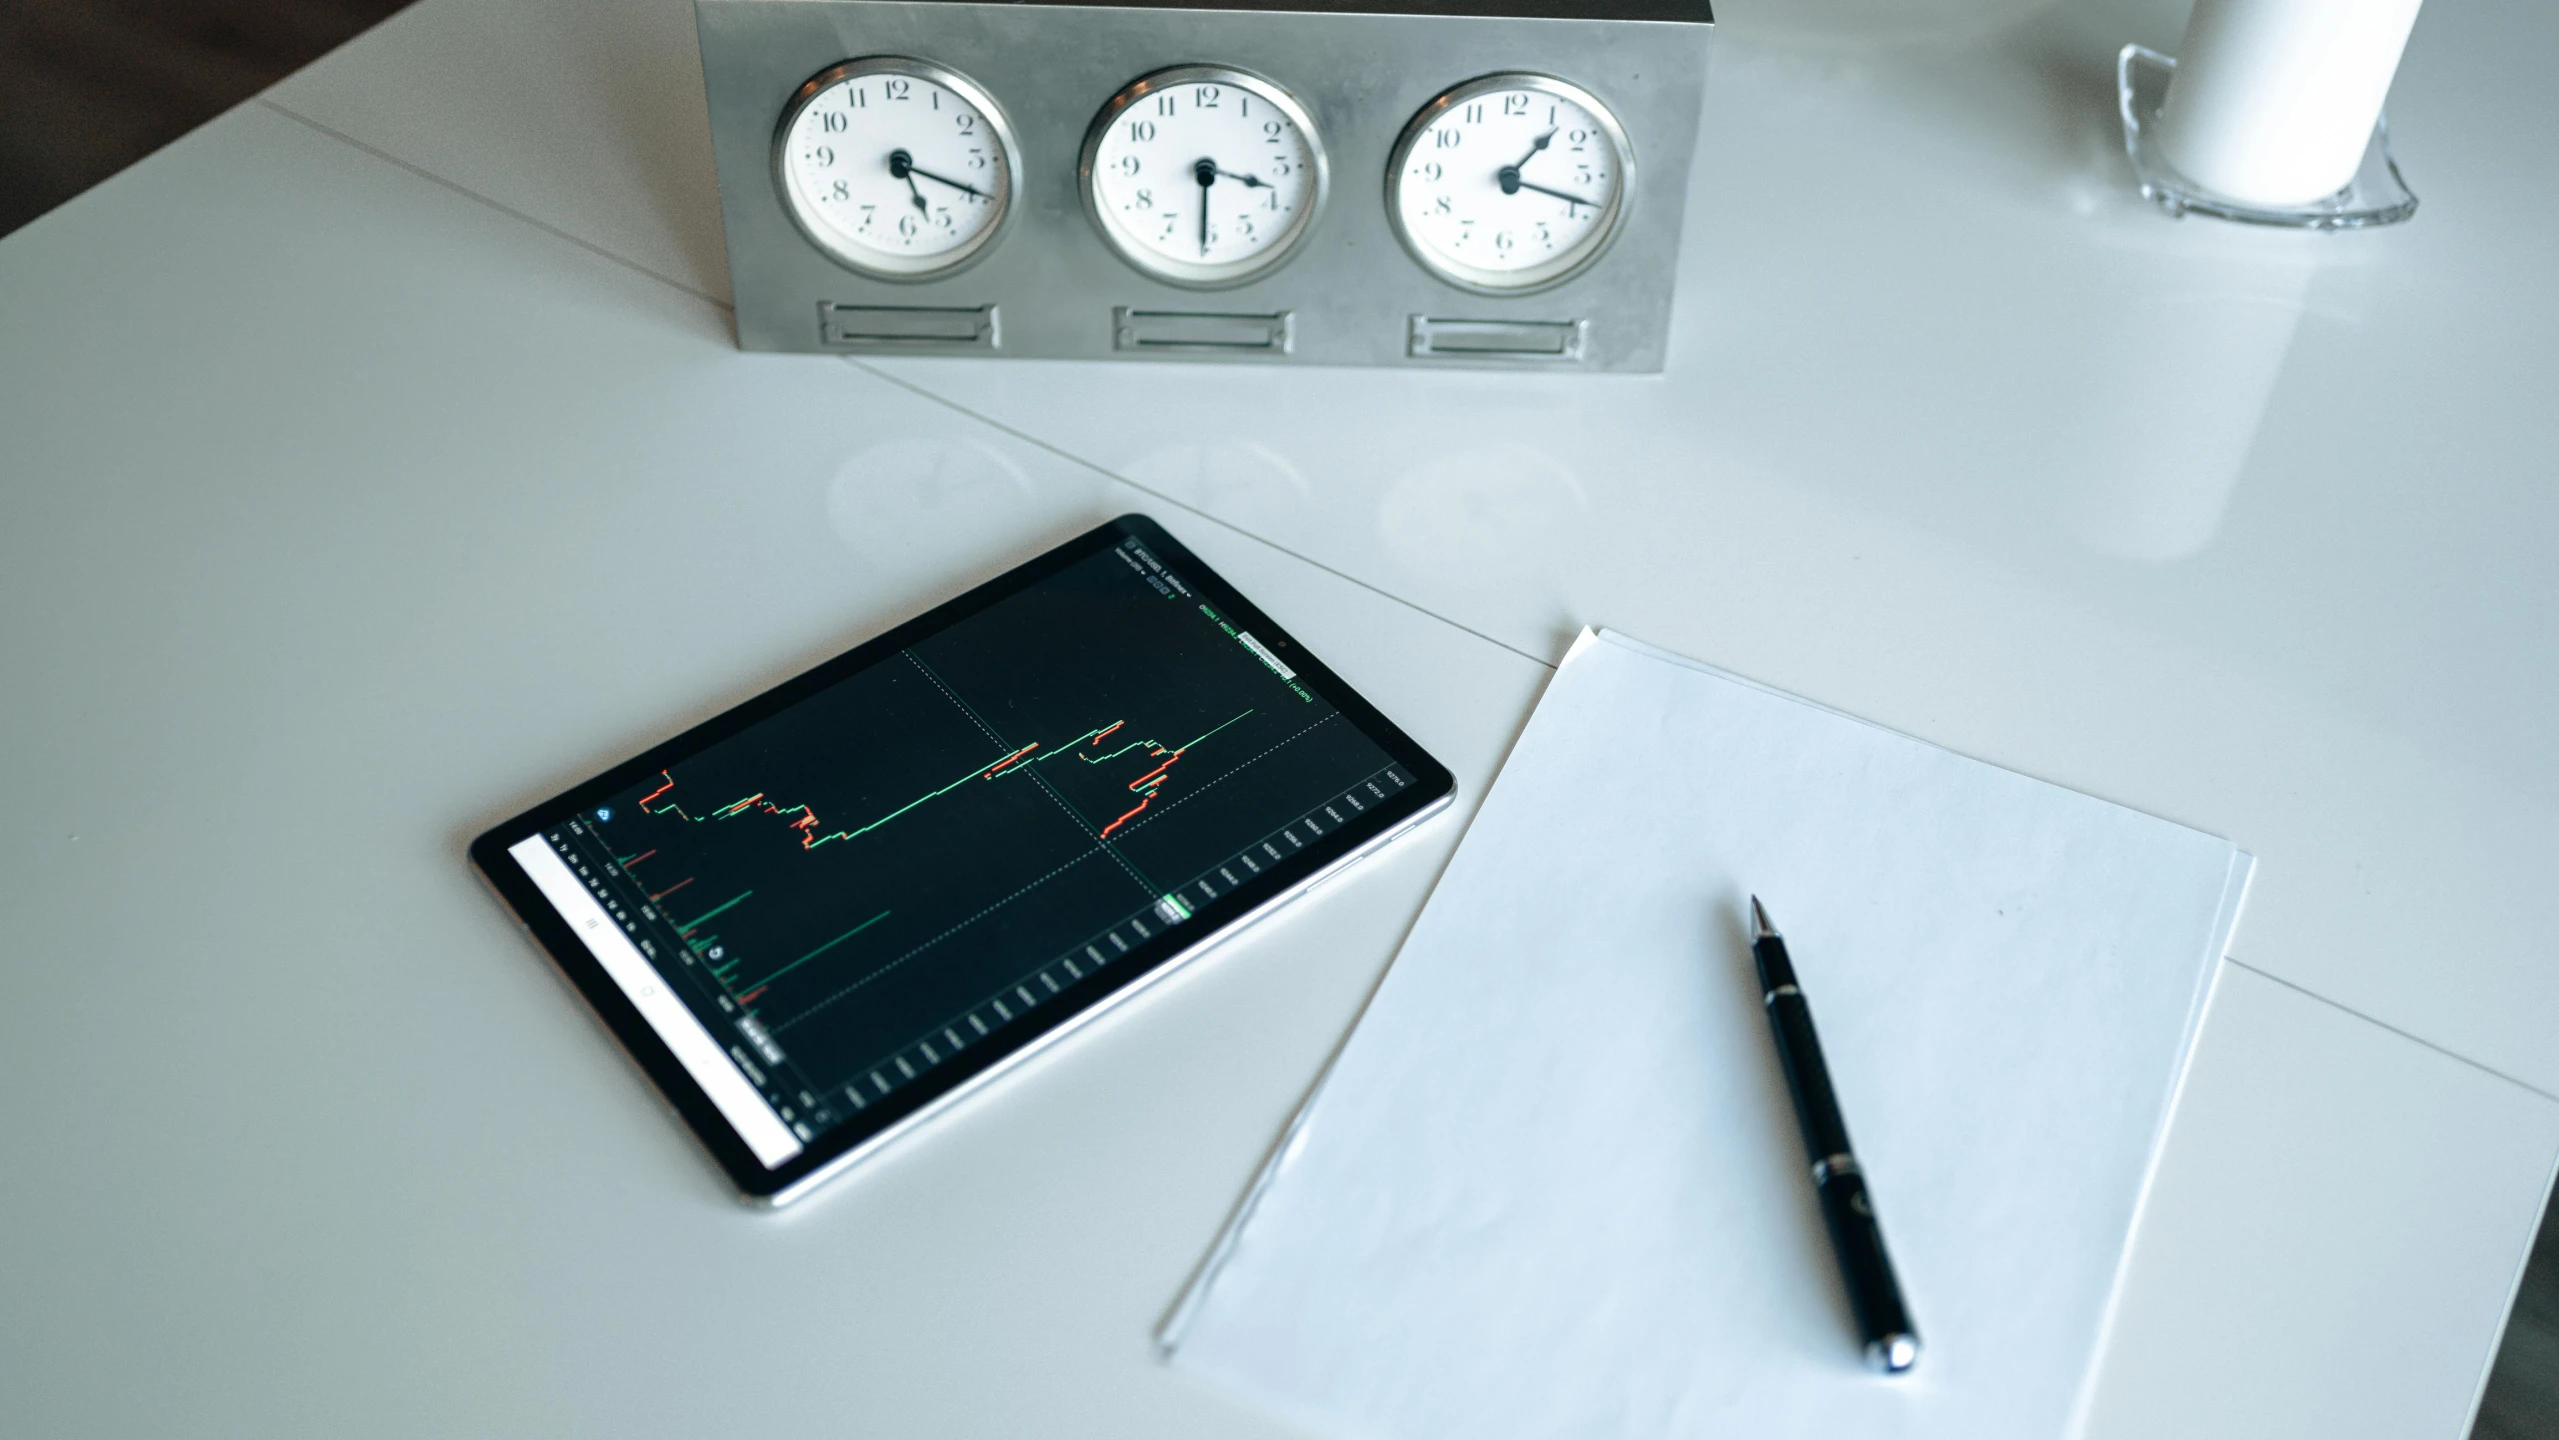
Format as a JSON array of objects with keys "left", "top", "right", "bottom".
[
  {"left": 773, "top": 58, "right": 1018, "bottom": 280},
  {"left": 1082, "top": 67, "right": 1327, "bottom": 288},
  {"left": 1388, "top": 75, "right": 1634, "bottom": 294}
]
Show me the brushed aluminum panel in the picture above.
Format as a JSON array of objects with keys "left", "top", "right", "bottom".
[{"left": 696, "top": 0, "right": 1710, "bottom": 370}]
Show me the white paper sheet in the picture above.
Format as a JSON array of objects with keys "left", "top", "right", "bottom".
[{"left": 1162, "top": 630, "right": 2252, "bottom": 1440}]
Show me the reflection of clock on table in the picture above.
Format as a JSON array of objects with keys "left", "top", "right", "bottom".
[{"left": 696, "top": 0, "right": 1712, "bottom": 370}]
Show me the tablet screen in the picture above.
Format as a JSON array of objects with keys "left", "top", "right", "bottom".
[{"left": 491, "top": 524, "right": 1436, "bottom": 1187}]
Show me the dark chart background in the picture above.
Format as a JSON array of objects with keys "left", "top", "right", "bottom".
[{"left": 539, "top": 537, "right": 1410, "bottom": 1148}]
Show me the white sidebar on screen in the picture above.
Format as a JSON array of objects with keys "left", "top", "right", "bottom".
[{"left": 508, "top": 834, "right": 806, "bottom": 1168}]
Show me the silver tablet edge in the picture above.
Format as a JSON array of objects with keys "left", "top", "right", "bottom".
[{"left": 469, "top": 856, "right": 768, "bottom": 1204}]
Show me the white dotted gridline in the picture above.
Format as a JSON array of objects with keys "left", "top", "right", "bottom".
[
  {"left": 769, "top": 713, "right": 1344, "bottom": 1037},
  {"left": 1108, "top": 711, "right": 1343, "bottom": 841},
  {"left": 770, "top": 845, "right": 1110, "bottom": 1034},
  {"left": 904, "top": 651, "right": 1159, "bottom": 897},
  {"left": 816, "top": 758, "right": 1409, "bottom": 1110},
  {"left": 768, "top": 687, "right": 1355, "bottom": 1058}
]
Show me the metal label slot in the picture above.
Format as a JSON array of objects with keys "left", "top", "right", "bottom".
[
  {"left": 1114, "top": 308, "right": 1295, "bottom": 353},
  {"left": 1407, "top": 316, "right": 1589, "bottom": 361},
  {"left": 818, "top": 303, "right": 999, "bottom": 349}
]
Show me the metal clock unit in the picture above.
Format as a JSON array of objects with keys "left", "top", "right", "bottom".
[{"left": 696, "top": 0, "right": 1713, "bottom": 371}]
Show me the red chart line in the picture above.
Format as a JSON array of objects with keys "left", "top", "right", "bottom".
[
  {"left": 625, "top": 711, "right": 1253, "bottom": 855},
  {"left": 1098, "top": 711, "right": 1256, "bottom": 838}
]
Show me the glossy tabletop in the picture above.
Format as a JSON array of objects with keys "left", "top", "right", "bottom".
[{"left": 4, "top": 0, "right": 2557, "bottom": 1435}]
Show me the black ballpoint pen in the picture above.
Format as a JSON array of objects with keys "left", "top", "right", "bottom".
[{"left": 1750, "top": 896, "right": 1922, "bottom": 1374}]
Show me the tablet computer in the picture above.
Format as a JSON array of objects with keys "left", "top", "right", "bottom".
[{"left": 471, "top": 515, "right": 1454, "bottom": 1206}]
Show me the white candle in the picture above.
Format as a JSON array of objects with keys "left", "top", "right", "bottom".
[{"left": 2154, "top": 0, "right": 2424, "bottom": 208}]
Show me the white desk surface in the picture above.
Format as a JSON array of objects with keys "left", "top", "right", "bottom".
[{"left": 4, "top": 0, "right": 2556, "bottom": 1434}]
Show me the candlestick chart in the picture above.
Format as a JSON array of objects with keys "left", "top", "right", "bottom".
[
  {"left": 613, "top": 706, "right": 1252, "bottom": 1003},
  {"left": 536, "top": 537, "right": 1405, "bottom": 1147}
]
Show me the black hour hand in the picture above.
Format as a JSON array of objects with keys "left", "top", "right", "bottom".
[{"left": 886, "top": 149, "right": 930, "bottom": 215}]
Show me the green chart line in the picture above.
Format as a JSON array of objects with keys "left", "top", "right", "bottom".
[
  {"left": 676, "top": 890, "right": 751, "bottom": 935},
  {"left": 629, "top": 711, "right": 1253, "bottom": 855},
  {"left": 737, "top": 910, "right": 892, "bottom": 1002},
  {"left": 1096, "top": 710, "right": 1257, "bottom": 838},
  {"left": 1085, "top": 709, "right": 1254, "bottom": 767}
]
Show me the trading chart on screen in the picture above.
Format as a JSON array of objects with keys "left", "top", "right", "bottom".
[{"left": 530, "top": 536, "right": 1417, "bottom": 1149}]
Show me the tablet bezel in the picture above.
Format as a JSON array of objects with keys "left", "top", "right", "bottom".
[{"left": 469, "top": 514, "right": 1455, "bottom": 1205}]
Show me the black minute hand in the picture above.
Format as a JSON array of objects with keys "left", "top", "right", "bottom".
[
  {"left": 902, "top": 161, "right": 987, "bottom": 200},
  {"left": 1494, "top": 172, "right": 1596, "bottom": 212},
  {"left": 1194, "top": 157, "right": 1215, "bottom": 256}
]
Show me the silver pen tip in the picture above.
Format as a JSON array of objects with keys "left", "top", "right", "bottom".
[
  {"left": 1749, "top": 895, "right": 1777, "bottom": 940},
  {"left": 1867, "top": 1332, "right": 1922, "bottom": 1374}
]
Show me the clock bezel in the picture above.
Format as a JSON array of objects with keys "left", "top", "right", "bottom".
[
  {"left": 770, "top": 56, "right": 1025, "bottom": 283},
  {"left": 1385, "top": 72, "right": 1637, "bottom": 296},
  {"left": 1078, "top": 64, "right": 1332, "bottom": 290}
]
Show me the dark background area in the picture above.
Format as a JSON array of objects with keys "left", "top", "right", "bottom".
[
  {"left": 0, "top": 0, "right": 409, "bottom": 235},
  {"left": 0, "top": 1, "right": 2554, "bottom": 1433},
  {"left": 2483, "top": 1208, "right": 2559, "bottom": 1439}
]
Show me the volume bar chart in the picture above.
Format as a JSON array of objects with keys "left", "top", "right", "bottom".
[{"left": 834, "top": 764, "right": 1421, "bottom": 1116}]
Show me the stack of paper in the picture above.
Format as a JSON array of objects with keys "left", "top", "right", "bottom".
[{"left": 1162, "top": 630, "right": 2252, "bottom": 1440}]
